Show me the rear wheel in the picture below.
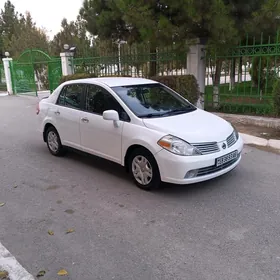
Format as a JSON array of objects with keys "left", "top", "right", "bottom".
[
  {"left": 128, "top": 148, "right": 161, "bottom": 191},
  {"left": 46, "top": 126, "right": 65, "bottom": 156}
]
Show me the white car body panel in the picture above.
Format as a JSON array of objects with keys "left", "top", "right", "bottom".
[
  {"left": 79, "top": 111, "right": 123, "bottom": 164},
  {"left": 38, "top": 77, "right": 243, "bottom": 185},
  {"left": 142, "top": 108, "right": 233, "bottom": 143}
]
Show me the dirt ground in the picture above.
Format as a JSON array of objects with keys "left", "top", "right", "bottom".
[{"left": 230, "top": 122, "right": 280, "bottom": 140}]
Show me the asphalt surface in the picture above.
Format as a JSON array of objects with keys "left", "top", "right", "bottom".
[{"left": 1, "top": 95, "right": 280, "bottom": 280}]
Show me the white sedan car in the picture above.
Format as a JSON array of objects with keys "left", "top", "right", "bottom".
[{"left": 37, "top": 77, "right": 243, "bottom": 190}]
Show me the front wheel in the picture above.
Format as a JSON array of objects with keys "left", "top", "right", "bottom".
[
  {"left": 128, "top": 148, "right": 161, "bottom": 191},
  {"left": 46, "top": 126, "right": 65, "bottom": 156}
]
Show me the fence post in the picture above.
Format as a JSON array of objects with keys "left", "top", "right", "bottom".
[
  {"left": 2, "top": 57, "right": 13, "bottom": 95},
  {"left": 60, "top": 52, "right": 74, "bottom": 76},
  {"left": 187, "top": 39, "right": 206, "bottom": 109}
]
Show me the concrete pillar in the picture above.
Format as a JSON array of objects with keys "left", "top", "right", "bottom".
[
  {"left": 2, "top": 57, "right": 13, "bottom": 95},
  {"left": 60, "top": 52, "right": 74, "bottom": 76},
  {"left": 187, "top": 43, "right": 206, "bottom": 109}
]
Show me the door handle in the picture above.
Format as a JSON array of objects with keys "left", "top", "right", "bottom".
[
  {"left": 81, "top": 117, "right": 89, "bottom": 123},
  {"left": 55, "top": 111, "right": 60, "bottom": 115}
]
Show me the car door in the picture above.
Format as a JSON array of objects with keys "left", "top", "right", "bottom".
[
  {"left": 80, "top": 84, "right": 130, "bottom": 164},
  {"left": 50, "top": 83, "right": 85, "bottom": 149}
]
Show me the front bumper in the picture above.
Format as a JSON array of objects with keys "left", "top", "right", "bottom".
[{"left": 155, "top": 137, "right": 243, "bottom": 185}]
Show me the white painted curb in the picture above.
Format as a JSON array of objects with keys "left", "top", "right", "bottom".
[
  {"left": 240, "top": 133, "right": 280, "bottom": 150},
  {"left": 0, "top": 92, "right": 8, "bottom": 97},
  {"left": 0, "top": 242, "right": 35, "bottom": 280},
  {"left": 268, "top": 139, "right": 280, "bottom": 150}
]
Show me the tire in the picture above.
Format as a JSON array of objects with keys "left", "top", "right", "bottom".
[
  {"left": 128, "top": 147, "right": 161, "bottom": 191},
  {"left": 46, "top": 126, "right": 65, "bottom": 156}
]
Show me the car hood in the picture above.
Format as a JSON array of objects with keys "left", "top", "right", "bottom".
[{"left": 142, "top": 109, "right": 233, "bottom": 143}]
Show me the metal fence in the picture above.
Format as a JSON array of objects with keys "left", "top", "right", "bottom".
[
  {"left": 72, "top": 44, "right": 188, "bottom": 78},
  {"left": 205, "top": 32, "right": 280, "bottom": 115}
]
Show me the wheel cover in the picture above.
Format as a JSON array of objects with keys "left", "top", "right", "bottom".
[
  {"left": 132, "top": 155, "right": 153, "bottom": 186},
  {"left": 47, "top": 131, "right": 59, "bottom": 153}
]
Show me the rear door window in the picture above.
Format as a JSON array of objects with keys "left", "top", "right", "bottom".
[{"left": 57, "top": 84, "right": 85, "bottom": 110}]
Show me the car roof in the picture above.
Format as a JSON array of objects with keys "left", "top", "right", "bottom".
[{"left": 65, "top": 77, "right": 158, "bottom": 87}]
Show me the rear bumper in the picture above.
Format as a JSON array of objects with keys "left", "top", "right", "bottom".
[{"left": 155, "top": 137, "right": 243, "bottom": 185}]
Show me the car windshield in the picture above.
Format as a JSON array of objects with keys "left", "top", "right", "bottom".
[{"left": 111, "top": 83, "right": 197, "bottom": 118}]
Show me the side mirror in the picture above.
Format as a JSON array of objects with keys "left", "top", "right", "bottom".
[{"left": 103, "top": 110, "right": 120, "bottom": 127}]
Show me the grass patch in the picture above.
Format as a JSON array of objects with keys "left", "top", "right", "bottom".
[{"left": 205, "top": 81, "right": 274, "bottom": 115}]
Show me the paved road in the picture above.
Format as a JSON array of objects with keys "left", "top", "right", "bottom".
[{"left": 1, "top": 95, "right": 280, "bottom": 280}]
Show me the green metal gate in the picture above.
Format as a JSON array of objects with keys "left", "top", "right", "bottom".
[
  {"left": 10, "top": 49, "right": 62, "bottom": 96},
  {"left": 48, "top": 59, "right": 63, "bottom": 92},
  {"left": 0, "top": 63, "right": 6, "bottom": 92}
]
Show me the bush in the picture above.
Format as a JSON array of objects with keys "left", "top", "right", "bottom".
[
  {"left": 0, "top": 83, "right": 6, "bottom": 91},
  {"left": 60, "top": 73, "right": 97, "bottom": 84},
  {"left": 60, "top": 73, "right": 133, "bottom": 85},
  {"left": 249, "top": 57, "right": 278, "bottom": 92},
  {"left": 272, "top": 78, "right": 280, "bottom": 116},
  {"left": 151, "top": 75, "right": 200, "bottom": 104}
]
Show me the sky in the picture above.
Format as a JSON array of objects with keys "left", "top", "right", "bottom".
[{"left": 0, "top": 0, "right": 84, "bottom": 38}]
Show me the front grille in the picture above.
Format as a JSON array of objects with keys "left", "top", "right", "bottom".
[
  {"left": 192, "top": 142, "right": 220, "bottom": 155},
  {"left": 196, "top": 153, "right": 241, "bottom": 177},
  {"left": 227, "top": 131, "right": 237, "bottom": 148}
]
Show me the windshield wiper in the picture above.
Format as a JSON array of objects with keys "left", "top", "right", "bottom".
[
  {"left": 138, "top": 113, "right": 163, "bottom": 118},
  {"left": 139, "top": 107, "right": 196, "bottom": 118},
  {"left": 161, "top": 108, "right": 195, "bottom": 117}
]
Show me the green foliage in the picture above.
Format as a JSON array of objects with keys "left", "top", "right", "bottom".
[
  {"left": 217, "top": 103, "right": 272, "bottom": 116},
  {"left": 60, "top": 73, "right": 133, "bottom": 85},
  {"left": 151, "top": 75, "right": 200, "bottom": 104},
  {"left": 272, "top": 78, "right": 280, "bottom": 116},
  {"left": 80, "top": 0, "right": 136, "bottom": 43},
  {"left": 0, "top": 83, "right": 6, "bottom": 91},
  {"left": 249, "top": 57, "right": 278, "bottom": 92},
  {"left": 79, "top": 0, "right": 255, "bottom": 53},
  {"left": 80, "top": 0, "right": 280, "bottom": 62},
  {"left": 0, "top": 2, "right": 49, "bottom": 57},
  {"left": 245, "top": 0, "right": 280, "bottom": 38},
  {"left": 60, "top": 73, "right": 97, "bottom": 84},
  {"left": 50, "top": 16, "right": 92, "bottom": 57},
  {"left": 0, "top": 0, "right": 19, "bottom": 41}
]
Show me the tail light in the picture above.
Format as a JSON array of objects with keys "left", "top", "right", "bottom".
[{"left": 36, "top": 102, "right": 40, "bottom": 115}]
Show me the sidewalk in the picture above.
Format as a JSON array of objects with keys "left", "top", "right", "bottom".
[
  {"left": 216, "top": 112, "right": 280, "bottom": 129},
  {"left": 216, "top": 113, "right": 280, "bottom": 152},
  {"left": 0, "top": 92, "right": 8, "bottom": 97}
]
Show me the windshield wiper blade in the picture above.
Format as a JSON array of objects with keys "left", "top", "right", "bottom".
[
  {"left": 139, "top": 107, "right": 196, "bottom": 118},
  {"left": 138, "top": 113, "right": 163, "bottom": 118},
  {"left": 161, "top": 108, "right": 194, "bottom": 116}
]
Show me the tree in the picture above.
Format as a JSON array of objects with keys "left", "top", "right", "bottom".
[
  {"left": 0, "top": 1, "right": 50, "bottom": 58},
  {"left": 80, "top": 0, "right": 137, "bottom": 43},
  {"left": 50, "top": 16, "right": 92, "bottom": 57},
  {"left": 79, "top": 0, "right": 239, "bottom": 77},
  {"left": 245, "top": 0, "right": 280, "bottom": 38},
  {"left": 6, "top": 12, "right": 49, "bottom": 57},
  {"left": 0, "top": 0, "right": 19, "bottom": 54}
]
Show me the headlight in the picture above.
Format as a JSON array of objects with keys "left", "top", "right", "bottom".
[
  {"left": 157, "top": 135, "right": 201, "bottom": 156},
  {"left": 231, "top": 125, "right": 239, "bottom": 141}
]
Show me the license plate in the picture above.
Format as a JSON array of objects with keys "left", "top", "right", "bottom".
[{"left": 216, "top": 151, "right": 238, "bottom": 167}]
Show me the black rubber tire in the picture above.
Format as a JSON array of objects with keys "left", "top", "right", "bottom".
[
  {"left": 46, "top": 126, "right": 66, "bottom": 156},
  {"left": 128, "top": 147, "right": 161, "bottom": 191}
]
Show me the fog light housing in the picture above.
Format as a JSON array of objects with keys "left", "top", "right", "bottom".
[{"left": 185, "top": 169, "right": 198, "bottom": 179}]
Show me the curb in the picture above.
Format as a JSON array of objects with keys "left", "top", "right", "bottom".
[
  {"left": 240, "top": 133, "right": 280, "bottom": 150},
  {"left": 215, "top": 112, "right": 280, "bottom": 130},
  {"left": 0, "top": 92, "right": 8, "bottom": 97}
]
